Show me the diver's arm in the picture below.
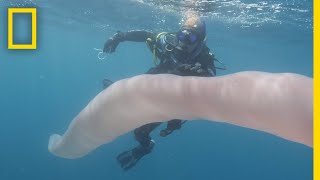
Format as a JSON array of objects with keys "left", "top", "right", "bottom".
[
  {"left": 122, "top": 30, "right": 153, "bottom": 42},
  {"left": 103, "top": 30, "right": 154, "bottom": 53}
]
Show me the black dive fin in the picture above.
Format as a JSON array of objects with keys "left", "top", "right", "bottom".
[
  {"left": 102, "top": 79, "right": 113, "bottom": 89},
  {"left": 116, "top": 150, "right": 138, "bottom": 170},
  {"left": 117, "top": 142, "right": 155, "bottom": 171}
]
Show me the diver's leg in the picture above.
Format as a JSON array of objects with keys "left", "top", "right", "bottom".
[
  {"left": 134, "top": 122, "right": 162, "bottom": 146},
  {"left": 160, "top": 119, "right": 184, "bottom": 137},
  {"left": 117, "top": 67, "right": 164, "bottom": 170},
  {"left": 117, "top": 122, "right": 161, "bottom": 170},
  {"left": 167, "top": 119, "right": 183, "bottom": 129}
]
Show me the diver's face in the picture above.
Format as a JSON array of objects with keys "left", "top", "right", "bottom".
[
  {"left": 176, "top": 40, "right": 199, "bottom": 53},
  {"left": 176, "top": 29, "right": 201, "bottom": 53}
]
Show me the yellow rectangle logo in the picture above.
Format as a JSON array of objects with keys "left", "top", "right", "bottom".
[{"left": 8, "top": 8, "right": 37, "bottom": 49}]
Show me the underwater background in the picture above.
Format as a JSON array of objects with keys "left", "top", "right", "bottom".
[{"left": 0, "top": 0, "right": 313, "bottom": 179}]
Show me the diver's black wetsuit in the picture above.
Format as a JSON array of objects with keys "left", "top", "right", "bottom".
[
  {"left": 119, "top": 30, "right": 216, "bottom": 142},
  {"left": 112, "top": 30, "right": 217, "bottom": 170}
]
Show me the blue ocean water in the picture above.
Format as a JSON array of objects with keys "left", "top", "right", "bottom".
[{"left": 0, "top": 0, "right": 313, "bottom": 179}]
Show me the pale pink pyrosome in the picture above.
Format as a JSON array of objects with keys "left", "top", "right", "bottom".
[{"left": 48, "top": 71, "right": 313, "bottom": 159}]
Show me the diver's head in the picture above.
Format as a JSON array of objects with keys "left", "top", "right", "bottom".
[{"left": 176, "top": 17, "right": 206, "bottom": 53}]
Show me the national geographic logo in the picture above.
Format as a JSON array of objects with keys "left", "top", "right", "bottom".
[{"left": 7, "top": 8, "right": 37, "bottom": 49}]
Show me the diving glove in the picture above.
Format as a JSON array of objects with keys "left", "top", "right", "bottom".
[
  {"left": 103, "top": 31, "right": 126, "bottom": 53},
  {"left": 176, "top": 62, "right": 207, "bottom": 76}
]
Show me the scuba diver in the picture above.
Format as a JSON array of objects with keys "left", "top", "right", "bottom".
[{"left": 103, "top": 16, "right": 225, "bottom": 170}]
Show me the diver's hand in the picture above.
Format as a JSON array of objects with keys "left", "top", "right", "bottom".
[
  {"left": 177, "top": 62, "right": 205, "bottom": 75},
  {"left": 103, "top": 31, "right": 125, "bottom": 53}
]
